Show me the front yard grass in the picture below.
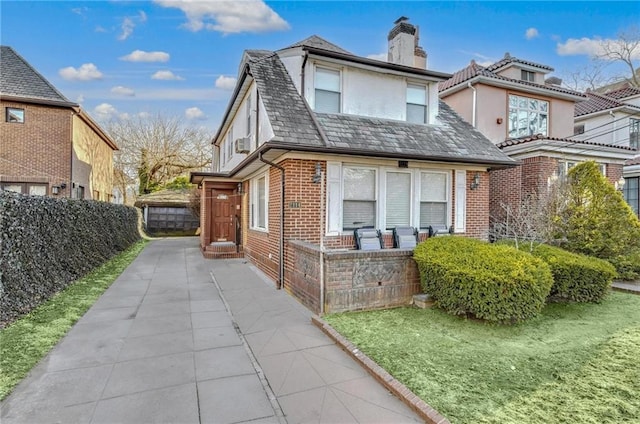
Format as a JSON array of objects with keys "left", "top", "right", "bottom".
[
  {"left": 0, "top": 240, "right": 147, "bottom": 400},
  {"left": 325, "top": 292, "right": 640, "bottom": 424}
]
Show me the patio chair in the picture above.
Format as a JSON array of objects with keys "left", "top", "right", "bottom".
[
  {"left": 392, "top": 226, "right": 418, "bottom": 249},
  {"left": 428, "top": 224, "right": 453, "bottom": 237},
  {"left": 354, "top": 227, "right": 383, "bottom": 250}
]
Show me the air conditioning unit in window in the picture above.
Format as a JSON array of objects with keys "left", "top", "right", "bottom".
[{"left": 235, "top": 137, "right": 251, "bottom": 154}]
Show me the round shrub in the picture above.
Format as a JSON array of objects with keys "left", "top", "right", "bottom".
[
  {"left": 523, "top": 244, "right": 616, "bottom": 303},
  {"left": 608, "top": 249, "right": 640, "bottom": 281},
  {"left": 413, "top": 237, "right": 553, "bottom": 324}
]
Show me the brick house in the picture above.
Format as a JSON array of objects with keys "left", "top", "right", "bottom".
[
  {"left": 0, "top": 46, "right": 117, "bottom": 200},
  {"left": 191, "top": 19, "right": 516, "bottom": 313},
  {"left": 439, "top": 54, "right": 636, "bottom": 223}
]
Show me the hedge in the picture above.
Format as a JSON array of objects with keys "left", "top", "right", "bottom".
[
  {"left": 0, "top": 191, "right": 140, "bottom": 327},
  {"left": 520, "top": 244, "right": 616, "bottom": 303},
  {"left": 414, "top": 237, "right": 553, "bottom": 324},
  {"left": 608, "top": 249, "right": 640, "bottom": 281}
]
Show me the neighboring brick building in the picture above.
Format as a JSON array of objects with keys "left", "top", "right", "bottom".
[
  {"left": 439, "top": 54, "right": 636, "bottom": 224},
  {"left": 192, "top": 19, "right": 516, "bottom": 313},
  {"left": 0, "top": 46, "right": 117, "bottom": 200}
]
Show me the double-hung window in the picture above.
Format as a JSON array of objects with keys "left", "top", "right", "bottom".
[
  {"left": 385, "top": 171, "right": 411, "bottom": 229},
  {"left": 521, "top": 70, "right": 535, "bottom": 82},
  {"left": 246, "top": 95, "right": 252, "bottom": 137},
  {"left": 419, "top": 172, "right": 448, "bottom": 229},
  {"left": 315, "top": 67, "right": 341, "bottom": 113},
  {"left": 406, "top": 84, "right": 427, "bottom": 124},
  {"left": 623, "top": 177, "right": 639, "bottom": 217},
  {"left": 251, "top": 174, "right": 267, "bottom": 230},
  {"left": 508, "top": 94, "right": 548, "bottom": 138},
  {"left": 226, "top": 127, "right": 233, "bottom": 163},
  {"left": 342, "top": 167, "right": 376, "bottom": 230},
  {"left": 630, "top": 118, "right": 639, "bottom": 150}
]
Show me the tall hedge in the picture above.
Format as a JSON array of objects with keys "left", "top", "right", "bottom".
[{"left": 0, "top": 191, "right": 140, "bottom": 326}]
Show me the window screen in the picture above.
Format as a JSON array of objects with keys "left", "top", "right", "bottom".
[
  {"left": 386, "top": 172, "right": 411, "bottom": 228},
  {"left": 343, "top": 168, "right": 375, "bottom": 230}
]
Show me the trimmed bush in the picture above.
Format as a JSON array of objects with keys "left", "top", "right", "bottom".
[
  {"left": 520, "top": 244, "right": 616, "bottom": 303},
  {"left": 608, "top": 249, "right": 640, "bottom": 281},
  {"left": 0, "top": 191, "right": 140, "bottom": 326},
  {"left": 413, "top": 237, "right": 553, "bottom": 323}
]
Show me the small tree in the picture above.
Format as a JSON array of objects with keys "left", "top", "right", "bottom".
[{"left": 555, "top": 161, "right": 640, "bottom": 259}]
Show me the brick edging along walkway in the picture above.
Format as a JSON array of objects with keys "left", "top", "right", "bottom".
[{"left": 311, "top": 315, "right": 450, "bottom": 424}]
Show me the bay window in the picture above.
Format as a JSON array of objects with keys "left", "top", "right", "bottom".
[
  {"left": 508, "top": 94, "right": 548, "bottom": 138},
  {"left": 343, "top": 167, "right": 376, "bottom": 230}
]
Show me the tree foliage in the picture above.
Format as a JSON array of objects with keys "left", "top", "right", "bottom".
[
  {"left": 107, "top": 114, "right": 212, "bottom": 203},
  {"left": 554, "top": 161, "right": 640, "bottom": 259}
]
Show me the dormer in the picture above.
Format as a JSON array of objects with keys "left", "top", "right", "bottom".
[{"left": 486, "top": 52, "right": 553, "bottom": 85}]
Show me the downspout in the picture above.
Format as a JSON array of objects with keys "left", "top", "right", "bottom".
[
  {"left": 69, "top": 111, "right": 75, "bottom": 198},
  {"left": 301, "top": 51, "right": 309, "bottom": 100},
  {"left": 467, "top": 82, "right": 477, "bottom": 127},
  {"left": 609, "top": 111, "right": 616, "bottom": 144},
  {"left": 259, "top": 152, "right": 285, "bottom": 290},
  {"left": 319, "top": 169, "right": 325, "bottom": 315}
]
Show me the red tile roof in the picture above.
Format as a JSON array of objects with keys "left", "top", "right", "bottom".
[
  {"left": 574, "top": 91, "right": 640, "bottom": 117},
  {"left": 485, "top": 52, "right": 554, "bottom": 72},
  {"left": 497, "top": 133, "right": 636, "bottom": 151},
  {"left": 626, "top": 155, "right": 640, "bottom": 166},
  {"left": 602, "top": 86, "right": 640, "bottom": 100}
]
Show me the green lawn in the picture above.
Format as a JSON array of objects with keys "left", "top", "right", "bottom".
[
  {"left": 0, "top": 240, "right": 147, "bottom": 400},
  {"left": 325, "top": 292, "right": 640, "bottom": 424}
]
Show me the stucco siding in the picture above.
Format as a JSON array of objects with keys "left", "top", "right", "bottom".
[{"left": 72, "top": 114, "right": 114, "bottom": 200}]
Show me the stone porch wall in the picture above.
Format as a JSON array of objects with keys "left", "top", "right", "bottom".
[{"left": 286, "top": 240, "right": 421, "bottom": 314}]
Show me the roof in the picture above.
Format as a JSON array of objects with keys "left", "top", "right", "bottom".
[
  {"left": 574, "top": 91, "right": 640, "bottom": 117},
  {"left": 134, "top": 188, "right": 192, "bottom": 207},
  {"left": 0, "top": 46, "right": 77, "bottom": 107},
  {"left": 485, "top": 52, "right": 554, "bottom": 72},
  {"left": 626, "top": 155, "right": 640, "bottom": 166},
  {"left": 281, "top": 35, "right": 352, "bottom": 55},
  {"left": 602, "top": 86, "right": 640, "bottom": 100},
  {"left": 497, "top": 134, "right": 636, "bottom": 151},
  {"left": 438, "top": 59, "right": 583, "bottom": 98},
  {"left": 248, "top": 53, "right": 514, "bottom": 166}
]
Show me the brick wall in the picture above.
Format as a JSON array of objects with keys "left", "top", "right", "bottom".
[
  {"left": 606, "top": 163, "right": 623, "bottom": 185},
  {"left": 0, "top": 101, "right": 72, "bottom": 196},
  {"left": 466, "top": 170, "right": 490, "bottom": 239},
  {"left": 489, "top": 166, "right": 522, "bottom": 225}
]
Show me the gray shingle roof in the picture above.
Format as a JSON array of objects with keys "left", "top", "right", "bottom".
[
  {"left": 249, "top": 53, "right": 514, "bottom": 166},
  {"left": 282, "top": 35, "right": 352, "bottom": 55},
  {"left": 0, "top": 46, "right": 75, "bottom": 106},
  {"left": 315, "top": 102, "right": 516, "bottom": 165}
]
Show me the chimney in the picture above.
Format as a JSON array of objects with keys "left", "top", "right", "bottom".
[{"left": 388, "top": 17, "right": 427, "bottom": 69}]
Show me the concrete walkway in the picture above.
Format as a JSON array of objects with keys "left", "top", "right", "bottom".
[{"left": 1, "top": 238, "right": 421, "bottom": 423}]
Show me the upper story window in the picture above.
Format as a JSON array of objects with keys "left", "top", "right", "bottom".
[
  {"left": 226, "top": 127, "right": 233, "bottom": 163},
  {"left": 630, "top": 118, "right": 639, "bottom": 150},
  {"left": 6, "top": 107, "right": 24, "bottom": 123},
  {"left": 315, "top": 67, "right": 341, "bottom": 113},
  {"left": 343, "top": 167, "right": 376, "bottom": 230},
  {"left": 246, "top": 95, "right": 252, "bottom": 137},
  {"left": 521, "top": 70, "right": 535, "bottom": 82},
  {"left": 574, "top": 124, "right": 585, "bottom": 135},
  {"left": 508, "top": 94, "right": 548, "bottom": 138},
  {"left": 406, "top": 84, "right": 427, "bottom": 124}
]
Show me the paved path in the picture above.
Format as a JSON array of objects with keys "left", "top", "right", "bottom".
[
  {"left": 1, "top": 238, "right": 421, "bottom": 423},
  {"left": 612, "top": 280, "right": 640, "bottom": 294}
]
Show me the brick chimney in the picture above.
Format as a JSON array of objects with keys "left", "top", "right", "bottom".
[{"left": 387, "top": 17, "right": 427, "bottom": 69}]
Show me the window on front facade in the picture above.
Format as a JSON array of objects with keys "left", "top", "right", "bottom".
[
  {"left": 246, "top": 95, "right": 252, "bottom": 137},
  {"left": 558, "top": 161, "right": 605, "bottom": 179},
  {"left": 6, "top": 107, "right": 24, "bottom": 123},
  {"left": 406, "top": 84, "right": 427, "bottom": 124},
  {"left": 343, "top": 167, "right": 376, "bottom": 230},
  {"left": 315, "top": 67, "right": 341, "bottom": 113},
  {"left": 574, "top": 124, "right": 585, "bottom": 135},
  {"left": 75, "top": 185, "right": 85, "bottom": 199},
  {"left": 420, "top": 172, "right": 448, "bottom": 229},
  {"left": 226, "top": 127, "right": 233, "bottom": 163},
  {"left": 521, "top": 70, "right": 535, "bottom": 82},
  {"left": 1, "top": 183, "right": 47, "bottom": 195},
  {"left": 385, "top": 172, "right": 411, "bottom": 229},
  {"left": 251, "top": 174, "right": 267, "bottom": 229},
  {"left": 623, "top": 177, "right": 639, "bottom": 217},
  {"left": 508, "top": 94, "right": 548, "bottom": 138},
  {"left": 630, "top": 118, "right": 639, "bottom": 150}
]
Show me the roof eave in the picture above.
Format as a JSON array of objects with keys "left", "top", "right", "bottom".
[
  {"left": 211, "top": 63, "right": 252, "bottom": 145},
  {"left": 440, "top": 75, "right": 585, "bottom": 101},
  {"left": 0, "top": 94, "right": 78, "bottom": 109},
  {"left": 74, "top": 108, "right": 118, "bottom": 151},
  {"left": 574, "top": 105, "right": 639, "bottom": 120}
]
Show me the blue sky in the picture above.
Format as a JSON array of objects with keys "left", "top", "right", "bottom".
[{"left": 2, "top": 1, "right": 638, "bottom": 133}]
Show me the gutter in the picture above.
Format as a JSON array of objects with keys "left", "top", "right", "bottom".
[
  {"left": 259, "top": 151, "right": 285, "bottom": 290},
  {"left": 467, "top": 82, "right": 477, "bottom": 127}
]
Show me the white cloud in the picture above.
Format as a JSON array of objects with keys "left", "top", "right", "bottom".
[
  {"left": 120, "top": 50, "right": 170, "bottom": 63},
  {"left": 71, "top": 7, "right": 88, "bottom": 17},
  {"left": 185, "top": 107, "right": 207, "bottom": 120},
  {"left": 557, "top": 37, "right": 640, "bottom": 60},
  {"left": 154, "top": 0, "right": 289, "bottom": 34},
  {"left": 525, "top": 28, "right": 539, "bottom": 40},
  {"left": 151, "top": 70, "right": 184, "bottom": 80},
  {"left": 139, "top": 10, "right": 148, "bottom": 23},
  {"left": 366, "top": 53, "right": 387, "bottom": 62},
  {"left": 138, "top": 111, "right": 152, "bottom": 119},
  {"left": 76, "top": 94, "right": 85, "bottom": 103},
  {"left": 111, "top": 86, "right": 136, "bottom": 96},
  {"left": 95, "top": 25, "right": 107, "bottom": 33},
  {"left": 215, "top": 75, "right": 236, "bottom": 90},
  {"left": 93, "top": 103, "right": 129, "bottom": 120},
  {"left": 119, "top": 17, "right": 135, "bottom": 41},
  {"left": 59, "top": 63, "right": 103, "bottom": 81},
  {"left": 476, "top": 60, "right": 494, "bottom": 67}
]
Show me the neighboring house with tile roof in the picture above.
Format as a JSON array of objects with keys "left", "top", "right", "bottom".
[
  {"left": 0, "top": 46, "right": 117, "bottom": 200},
  {"left": 439, "top": 53, "right": 636, "bottom": 224},
  {"left": 191, "top": 19, "right": 517, "bottom": 313}
]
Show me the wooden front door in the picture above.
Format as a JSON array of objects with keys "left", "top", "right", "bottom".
[{"left": 211, "top": 190, "right": 236, "bottom": 243}]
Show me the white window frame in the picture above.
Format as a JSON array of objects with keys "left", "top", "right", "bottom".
[
  {"left": 558, "top": 161, "right": 605, "bottom": 179},
  {"left": 314, "top": 66, "right": 341, "bottom": 114},
  {"left": 246, "top": 95, "right": 252, "bottom": 137},
  {"left": 508, "top": 94, "right": 549, "bottom": 138},
  {"left": 226, "top": 127, "right": 234, "bottom": 164},
  {"left": 406, "top": 83, "right": 428, "bottom": 124},
  {"left": 382, "top": 169, "right": 413, "bottom": 229},
  {"left": 630, "top": 118, "right": 639, "bottom": 150},
  {"left": 521, "top": 70, "right": 535, "bottom": 82},
  {"left": 341, "top": 165, "right": 377, "bottom": 231},
  {"left": 6, "top": 107, "right": 24, "bottom": 123},
  {"left": 418, "top": 170, "right": 450, "bottom": 230},
  {"left": 250, "top": 173, "right": 268, "bottom": 231}
]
